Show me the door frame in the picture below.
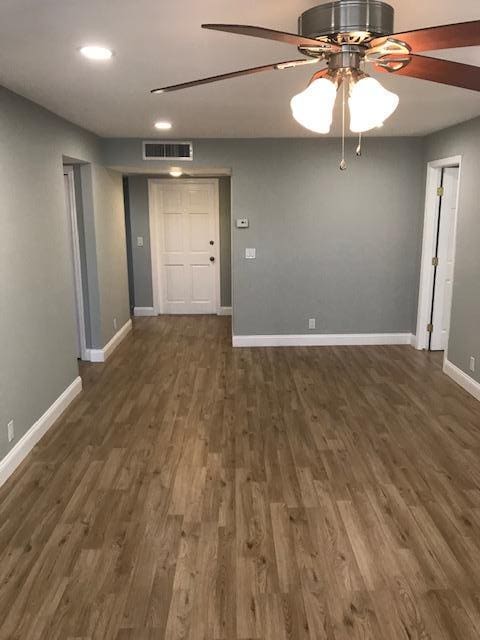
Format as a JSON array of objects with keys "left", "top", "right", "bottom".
[
  {"left": 64, "top": 166, "right": 88, "bottom": 361},
  {"left": 415, "top": 155, "right": 462, "bottom": 353},
  {"left": 148, "top": 178, "right": 221, "bottom": 315}
]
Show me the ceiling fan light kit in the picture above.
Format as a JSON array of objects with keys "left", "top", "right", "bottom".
[
  {"left": 290, "top": 68, "right": 400, "bottom": 137},
  {"left": 151, "top": 0, "right": 480, "bottom": 170}
]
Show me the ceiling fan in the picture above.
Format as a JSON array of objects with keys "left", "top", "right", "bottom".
[{"left": 151, "top": 0, "right": 480, "bottom": 169}]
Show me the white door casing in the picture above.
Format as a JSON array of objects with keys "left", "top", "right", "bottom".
[
  {"left": 149, "top": 179, "right": 220, "bottom": 314},
  {"left": 430, "top": 167, "right": 460, "bottom": 351},
  {"left": 64, "top": 166, "right": 88, "bottom": 360}
]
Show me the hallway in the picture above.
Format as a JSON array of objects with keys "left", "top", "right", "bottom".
[{"left": 1, "top": 316, "right": 480, "bottom": 639}]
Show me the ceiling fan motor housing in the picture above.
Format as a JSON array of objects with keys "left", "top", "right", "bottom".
[{"left": 298, "top": 0, "right": 394, "bottom": 59}]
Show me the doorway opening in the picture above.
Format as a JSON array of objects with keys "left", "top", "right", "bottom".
[
  {"left": 416, "top": 156, "right": 462, "bottom": 354},
  {"left": 63, "top": 166, "right": 88, "bottom": 360}
]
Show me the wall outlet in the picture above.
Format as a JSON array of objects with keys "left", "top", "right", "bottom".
[
  {"left": 245, "top": 248, "right": 256, "bottom": 260},
  {"left": 137, "top": 236, "right": 144, "bottom": 247},
  {"left": 470, "top": 356, "right": 476, "bottom": 373},
  {"left": 113, "top": 317, "right": 118, "bottom": 331},
  {"left": 308, "top": 318, "right": 316, "bottom": 330},
  {"left": 7, "top": 420, "right": 14, "bottom": 443}
]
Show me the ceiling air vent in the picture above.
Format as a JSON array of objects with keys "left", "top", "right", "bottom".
[{"left": 143, "top": 141, "right": 193, "bottom": 161}]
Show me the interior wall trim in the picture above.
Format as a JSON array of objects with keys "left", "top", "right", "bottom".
[
  {"left": 86, "top": 318, "right": 133, "bottom": 363},
  {"left": 134, "top": 307, "right": 156, "bottom": 317},
  {"left": 0, "top": 376, "right": 83, "bottom": 489},
  {"left": 135, "top": 306, "right": 230, "bottom": 317},
  {"left": 444, "top": 359, "right": 480, "bottom": 403},
  {"left": 218, "top": 307, "right": 232, "bottom": 316},
  {"left": 232, "top": 333, "right": 414, "bottom": 348}
]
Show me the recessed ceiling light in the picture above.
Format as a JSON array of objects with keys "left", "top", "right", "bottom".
[
  {"left": 154, "top": 121, "right": 172, "bottom": 130},
  {"left": 169, "top": 168, "right": 183, "bottom": 178},
  {"left": 80, "top": 46, "right": 113, "bottom": 61}
]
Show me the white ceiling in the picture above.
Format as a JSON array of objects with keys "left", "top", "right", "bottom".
[{"left": 0, "top": 0, "right": 479, "bottom": 138}]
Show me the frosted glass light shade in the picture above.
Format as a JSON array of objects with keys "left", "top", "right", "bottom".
[
  {"left": 349, "top": 77, "right": 399, "bottom": 133},
  {"left": 290, "top": 77, "right": 337, "bottom": 134}
]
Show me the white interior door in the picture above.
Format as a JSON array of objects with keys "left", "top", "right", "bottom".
[
  {"left": 152, "top": 180, "right": 219, "bottom": 314},
  {"left": 430, "top": 166, "right": 459, "bottom": 351}
]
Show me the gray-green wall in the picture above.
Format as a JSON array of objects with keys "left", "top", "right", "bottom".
[
  {"left": 125, "top": 175, "right": 232, "bottom": 309},
  {"left": 125, "top": 176, "right": 153, "bottom": 309},
  {"left": 218, "top": 176, "right": 232, "bottom": 308},
  {"left": 425, "top": 116, "right": 480, "bottom": 384},
  {"left": 104, "top": 138, "right": 425, "bottom": 336},
  {"left": 0, "top": 86, "right": 130, "bottom": 462}
]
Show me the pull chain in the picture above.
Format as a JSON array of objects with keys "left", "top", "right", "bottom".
[
  {"left": 356, "top": 58, "right": 365, "bottom": 158},
  {"left": 339, "top": 79, "right": 347, "bottom": 171},
  {"left": 356, "top": 132, "right": 362, "bottom": 157}
]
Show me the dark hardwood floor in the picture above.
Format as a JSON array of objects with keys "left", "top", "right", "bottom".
[{"left": 1, "top": 316, "right": 480, "bottom": 639}]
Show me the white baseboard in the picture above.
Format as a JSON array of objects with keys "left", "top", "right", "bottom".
[
  {"left": 218, "top": 307, "right": 232, "bottom": 316},
  {"left": 232, "top": 332, "right": 414, "bottom": 348},
  {"left": 444, "top": 359, "right": 480, "bottom": 402},
  {"left": 134, "top": 307, "right": 156, "bottom": 317},
  {"left": 410, "top": 334, "right": 419, "bottom": 348},
  {"left": 86, "top": 349, "right": 104, "bottom": 363},
  {"left": 0, "top": 376, "right": 82, "bottom": 489},
  {"left": 136, "top": 307, "right": 230, "bottom": 317},
  {"left": 86, "top": 318, "right": 132, "bottom": 363}
]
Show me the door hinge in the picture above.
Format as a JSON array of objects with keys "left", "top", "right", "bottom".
[
  {"left": 432, "top": 256, "right": 439, "bottom": 267},
  {"left": 427, "top": 323, "right": 434, "bottom": 333},
  {"left": 437, "top": 186, "right": 444, "bottom": 197}
]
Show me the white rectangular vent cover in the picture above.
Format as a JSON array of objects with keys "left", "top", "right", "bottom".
[{"left": 143, "top": 141, "right": 193, "bottom": 161}]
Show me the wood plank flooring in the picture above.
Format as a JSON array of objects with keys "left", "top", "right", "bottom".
[{"left": 1, "top": 315, "right": 480, "bottom": 639}]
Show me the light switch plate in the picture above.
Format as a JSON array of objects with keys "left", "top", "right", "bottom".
[
  {"left": 470, "top": 356, "right": 476, "bottom": 372},
  {"left": 245, "top": 248, "right": 256, "bottom": 260},
  {"left": 137, "top": 236, "right": 144, "bottom": 247},
  {"left": 236, "top": 218, "right": 249, "bottom": 229}
]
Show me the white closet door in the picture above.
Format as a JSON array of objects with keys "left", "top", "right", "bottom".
[{"left": 431, "top": 167, "right": 459, "bottom": 351}]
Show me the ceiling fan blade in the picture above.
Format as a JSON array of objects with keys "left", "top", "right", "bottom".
[
  {"left": 151, "top": 59, "right": 317, "bottom": 94},
  {"left": 375, "top": 54, "right": 480, "bottom": 92},
  {"left": 371, "top": 20, "right": 480, "bottom": 52},
  {"left": 202, "top": 23, "right": 339, "bottom": 51}
]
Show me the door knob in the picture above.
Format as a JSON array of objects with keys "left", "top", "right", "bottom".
[
  {"left": 210, "top": 256, "right": 215, "bottom": 263},
  {"left": 209, "top": 240, "right": 214, "bottom": 245}
]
